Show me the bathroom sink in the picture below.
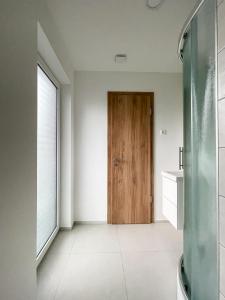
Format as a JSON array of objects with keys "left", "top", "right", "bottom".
[{"left": 161, "top": 170, "right": 183, "bottom": 181}]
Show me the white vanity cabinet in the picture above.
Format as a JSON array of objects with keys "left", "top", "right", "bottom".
[{"left": 162, "top": 171, "right": 184, "bottom": 230}]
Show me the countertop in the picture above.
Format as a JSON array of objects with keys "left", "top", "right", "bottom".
[{"left": 161, "top": 170, "right": 183, "bottom": 181}]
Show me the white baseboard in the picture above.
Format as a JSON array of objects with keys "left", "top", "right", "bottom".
[
  {"left": 60, "top": 226, "right": 74, "bottom": 231},
  {"left": 73, "top": 220, "right": 168, "bottom": 225},
  {"left": 74, "top": 221, "right": 107, "bottom": 225},
  {"left": 154, "top": 219, "right": 169, "bottom": 223}
]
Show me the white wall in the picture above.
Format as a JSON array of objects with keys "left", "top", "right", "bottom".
[
  {"left": 73, "top": 71, "right": 183, "bottom": 222},
  {"left": 0, "top": 1, "right": 37, "bottom": 299},
  {"left": 38, "top": 0, "right": 74, "bottom": 81},
  {"left": 38, "top": 1, "right": 75, "bottom": 228},
  {"left": 60, "top": 85, "right": 73, "bottom": 228}
]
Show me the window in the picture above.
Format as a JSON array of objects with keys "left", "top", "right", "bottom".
[{"left": 37, "top": 63, "right": 59, "bottom": 257}]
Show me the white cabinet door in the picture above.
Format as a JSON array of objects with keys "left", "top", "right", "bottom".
[{"left": 162, "top": 174, "right": 183, "bottom": 230}]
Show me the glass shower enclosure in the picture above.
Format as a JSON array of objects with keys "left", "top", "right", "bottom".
[{"left": 178, "top": 0, "right": 218, "bottom": 299}]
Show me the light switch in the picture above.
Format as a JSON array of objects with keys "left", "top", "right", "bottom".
[{"left": 160, "top": 129, "right": 167, "bottom": 135}]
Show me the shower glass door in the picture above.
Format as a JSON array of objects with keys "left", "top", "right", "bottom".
[{"left": 182, "top": 0, "right": 218, "bottom": 299}]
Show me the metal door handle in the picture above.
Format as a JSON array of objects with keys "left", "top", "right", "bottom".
[
  {"left": 113, "top": 158, "right": 121, "bottom": 166},
  {"left": 179, "top": 147, "right": 184, "bottom": 170}
]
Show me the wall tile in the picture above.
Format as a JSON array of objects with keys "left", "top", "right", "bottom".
[
  {"left": 219, "top": 99, "right": 225, "bottom": 147},
  {"left": 219, "top": 148, "right": 225, "bottom": 196},
  {"left": 218, "top": 0, "right": 225, "bottom": 52},
  {"left": 221, "top": 245, "right": 225, "bottom": 296},
  {"left": 220, "top": 197, "right": 225, "bottom": 247},
  {"left": 219, "top": 50, "right": 225, "bottom": 100},
  {"left": 220, "top": 196, "right": 225, "bottom": 214},
  {"left": 221, "top": 293, "right": 225, "bottom": 300},
  {"left": 218, "top": 0, "right": 224, "bottom": 7}
]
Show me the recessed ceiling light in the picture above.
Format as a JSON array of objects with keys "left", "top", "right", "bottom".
[
  {"left": 146, "top": 0, "right": 163, "bottom": 9},
  {"left": 115, "top": 54, "right": 127, "bottom": 64}
]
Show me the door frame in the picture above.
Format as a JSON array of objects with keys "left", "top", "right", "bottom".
[{"left": 107, "top": 91, "right": 154, "bottom": 224}]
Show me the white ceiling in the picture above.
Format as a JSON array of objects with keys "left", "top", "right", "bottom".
[{"left": 46, "top": 0, "right": 197, "bottom": 73}]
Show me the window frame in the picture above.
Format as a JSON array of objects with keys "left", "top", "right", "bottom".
[{"left": 36, "top": 55, "right": 61, "bottom": 266}]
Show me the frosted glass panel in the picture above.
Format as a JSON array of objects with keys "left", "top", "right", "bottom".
[
  {"left": 37, "top": 66, "right": 57, "bottom": 255},
  {"left": 191, "top": 1, "right": 217, "bottom": 298},
  {"left": 182, "top": 0, "right": 218, "bottom": 299}
]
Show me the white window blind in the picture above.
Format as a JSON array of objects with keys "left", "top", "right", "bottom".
[{"left": 37, "top": 66, "right": 58, "bottom": 255}]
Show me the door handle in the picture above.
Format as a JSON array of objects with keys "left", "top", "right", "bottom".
[
  {"left": 113, "top": 158, "right": 121, "bottom": 166},
  {"left": 179, "top": 147, "right": 184, "bottom": 170}
]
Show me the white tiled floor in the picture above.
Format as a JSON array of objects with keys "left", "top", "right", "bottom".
[{"left": 37, "top": 223, "right": 182, "bottom": 300}]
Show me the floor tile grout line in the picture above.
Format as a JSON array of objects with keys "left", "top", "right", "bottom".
[
  {"left": 70, "top": 224, "right": 121, "bottom": 254},
  {"left": 116, "top": 225, "right": 129, "bottom": 300},
  {"left": 52, "top": 253, "right": 71, "bottom": 300},
  {"left": 70, "top": 226, "right": 81, "bottom": 252},
  {"left": 120, "top": 251, "right": 129, "bottom": 300},
  {"left": 53, "top": 228, "right": 80, "bottom": 300}
]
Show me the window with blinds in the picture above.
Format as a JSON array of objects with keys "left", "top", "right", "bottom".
[{"left": 37, "top": 65, "right": 58, "bottom": 255}]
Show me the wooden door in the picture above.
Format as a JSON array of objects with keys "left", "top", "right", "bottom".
[{"left": 108, "top": 92, "right": 154, "bottom": 224}]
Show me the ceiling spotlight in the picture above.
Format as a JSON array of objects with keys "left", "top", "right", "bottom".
[
  {"left": 115, "top": 54, "right": 127, "bottom": 64},
  {"left": 146, "top": 0, "right": 163, "bottom": 9}
]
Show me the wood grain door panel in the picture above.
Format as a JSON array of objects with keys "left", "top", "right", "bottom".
[{"left": 108, "top": 92, "right": 154, "bottom": 224}]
